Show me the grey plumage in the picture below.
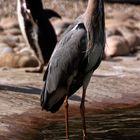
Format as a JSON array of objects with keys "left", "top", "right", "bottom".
[
  {"left": 41, "top": 23, "right": 87, "bottom": 112},
  {"left": 41, "top": 0, "right": 105, "bottom": 112},
  {"left": 41, "top": 0, "right": 105, "bottom": 138}
]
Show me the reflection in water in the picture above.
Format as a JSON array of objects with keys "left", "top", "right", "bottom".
[{"left": 41, "top": 108, "right": 140, "bottom": 140}]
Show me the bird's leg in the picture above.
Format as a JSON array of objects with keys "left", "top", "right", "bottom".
[
  {"left": 80, "top": 88, "right": 87, "bottom": 140},
  {"left": 64, "top": 95, "right": 69, "bottom": 140}
]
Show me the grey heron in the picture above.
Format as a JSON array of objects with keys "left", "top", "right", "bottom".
[
  {"left": 41, "top": 0, "right": 105, "bottom": 139},
  {"left": 17, "top": 0, "right": 61, "bottom": 72}
]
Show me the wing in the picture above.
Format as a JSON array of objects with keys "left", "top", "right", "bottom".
[
  {"left": 41, "top": 23, "right": 87, "bottom": 112},
  {"left": 45, "top": 23, "right": 87, "bottom": 92},
  {"left": 60, "top": 15, "right": 83, "bottom": 38}
]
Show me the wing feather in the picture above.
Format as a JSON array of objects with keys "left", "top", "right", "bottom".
[
  {"left": 41, "top": 23, "right": 87, "bottom": 112},
  {"left": 46, "top": 23, "right": 87, "bottom": 93}
]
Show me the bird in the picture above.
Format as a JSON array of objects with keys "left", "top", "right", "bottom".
[
  {"left": 17, "top": 0, "right": 61, "bottom": 73},
  {"left": 41, "top": 0, "right": 105, "bottom": 139}
]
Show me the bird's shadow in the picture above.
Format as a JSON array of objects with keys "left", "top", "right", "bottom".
[
  {"left": 0, "top": 84, "right": 81, "bottom": 101},
  {"left": 69, "top": 95, "right": 81, "bottom": 102},
  {"left": 0, "top": 84, "right": 41, "bottom": 95}
]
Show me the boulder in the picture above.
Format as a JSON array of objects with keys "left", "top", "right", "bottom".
[
  {"left": 52, "top": 18, "right": 73, "bottom": 37},
  {"left": 17, "top": 55, "right": 38, "bottom": 68},
  {"left": 0, "top": 43, "right": 13, "bottom": 56},
  {"left": 0, "top": 25, "right": 4, "bottom": 32},
  {"left": 15, "top": 47, "right": 38, "bottom": 68},
  {"left": 0, "top": 17, "right": 19, "bottom": 30},
  {"left": 105, "top": 35, "right": 130, "bottom": 58},
  {"left": 4, "top": 28, "right": 21, "bottom": 36},
  {"left": 106, "top": 27, "right": 122, "bottom": 37},
  {"left": 0, "top": 52, "right": 16, "bottom": 67},
  {"left": 118, "top": 27, "right": 140, "bottom": 52},
  {"left": 0, "top": 52, "right": 38, "bottom": 68},
  {"left": 0, "top": 35, "right": 20, "bottom": 48}
]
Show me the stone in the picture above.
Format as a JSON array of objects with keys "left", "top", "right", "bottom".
[
  {"left": 0, "top": 25, "right": 4, "bottom": 32},
  {"left": 0, "top": 43, "right": 13, "bottom": 56},
  {"left": 52, "top": 18, "right": 73, "bottom": 37},
  {"left": 106, "top": 27, "right": 122, "bottom": 37},
  {"left": 0, "top": 51, "right": 38, "bottom": 68},
  {"left": 0, "top": 52, "right": 16, "bottom": 67},
  {"left": 0, "top": 35, "right": 20, "bottom": 48},
  {"left": 15, "top": 47, "right": 39, "bottom": 68},
  {"left": 17, "top": 47, "right": 34, "bottom": 56},
  {"left": 106, "top": 19, "right": 124, "bottom": 29},
  {"left": 4, "top": 28, "right": 21, "bottom": 36},
  {"left": 105, "top": 35, "right": 130, "bottom": 58},
  {"left": 118, "top": 27, "right": 140, "bottom": 52},
  {"left": 110, "top": 11, "right": 134, "bottom": 21},
  {"left": 14, "top": 43, "right": 26, "bottom": 53},
  {"left": 106, "top": 18, "right": 135, "bottom": 30},
  {"left": 135, "top": 22, "right": 140, "bottom": 30},
  {"left": 17, "top": 54, "right": 38, "bottom": 68},
  {"left": 0, "top": 17, "right": 19, "bottom": 30}
]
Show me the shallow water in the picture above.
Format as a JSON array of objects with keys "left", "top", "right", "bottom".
[{"left": 41, "top": 107, "right": 140, "bottom": 140}]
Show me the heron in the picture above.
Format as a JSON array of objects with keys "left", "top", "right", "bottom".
[
  {"left": 41, "top": 0, "right": 105, "bottom": 139},
  {"left": 17, "top": 0, "right": 61, "bottom": 72}
]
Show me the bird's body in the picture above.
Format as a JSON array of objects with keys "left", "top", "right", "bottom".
[
  {"left": 17, "top": 0, "right": 61, "bottom": 72},
  {"left": 42, "top": 23, "right": 87, "bottom": 112},
  {"left": 41, "top": 0, "right": 105, "bottom": 139}
]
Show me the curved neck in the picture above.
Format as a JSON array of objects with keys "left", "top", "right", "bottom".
[{"left": 84, "top": 0, "right": 97, "bottom": 31}]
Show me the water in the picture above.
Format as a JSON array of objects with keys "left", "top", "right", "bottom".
[{"left": 41, "top": 107, "right": 140, "bottom": 140}]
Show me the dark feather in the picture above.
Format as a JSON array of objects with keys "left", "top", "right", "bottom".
[
  {"left": 41, "top": 23, "right": 87, "bottom": 112},
  {"left": 41, "top": 0, "right": 105, "bottom": 113},
  {"left": 18, "top": 0, "right": 61, "bottom": 64}
]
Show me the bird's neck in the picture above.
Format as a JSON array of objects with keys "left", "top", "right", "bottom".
[{"left": 84, "top": 0, "right": 97, "bottom": 31}]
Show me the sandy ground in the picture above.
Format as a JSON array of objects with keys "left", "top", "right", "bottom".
[{"left": 0, "top": 54, "right": 140, "bottom": 139}]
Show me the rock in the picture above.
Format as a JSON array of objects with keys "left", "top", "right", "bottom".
[
  {"left": 4, "top": 28, "right": 21, "bottom": 36},
  {"left": 16, "top": 47, "right": 39, "bottom": 67},
  {"left": 0, "top": 51, "right": 38, "bottom": 68},
  {"left": 106, "top": 27, "right": 122, "bottom": 37},
  {"left": 105, "top": 35, "right": 130, "bottom": 58},
  {"left": 106, "top": 18, "right": 135, "bottom": 30},
  {"left": 0, "top": 43, "right": 13, "bottom": 56},
  {"left": 52, "top": 18, "right": 73, "bottom": 37},
  {"left": 0, "top": 52, "right": 16, "bottom": 67},
  {"left": 0, "top": 43, "right": 15, "bottom": 67},
  {"left": 106, "top": 19, "right": 123, "bottom": 29},
  {"left": 17, "top": 55, "right": 38, "bottom": 68},
  {"left": 110, "top": 11, "right": 135, "bottom": 21},
  {"left": 14, "top": 43, "right": 26, "bottom": 53},
  {"left": 17, "top": 35, "right": 25, "bottom": 43},
  {"left": 0, "top": 35, "right": 20, "bottom": 48},
  {"left": 0, "top": 25, "right": 4, "bottom": 32},
  {"left": 118, "top": 27, "right": 140, "bottom": 52},
  {"left": 125, "top": 34, "right": 140, "bottom": 52},
  {"left": 17, "top": 47, "right": 34, "bottom": 56},
  {"left": 135, "top": 22, "right": 140, "bottom": 30},
  {"left": 0, "top": 43, "right": 38, "bottom": 68},
  {"left": 0, "top": 17, "right": 19, "bottom": 30}
]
